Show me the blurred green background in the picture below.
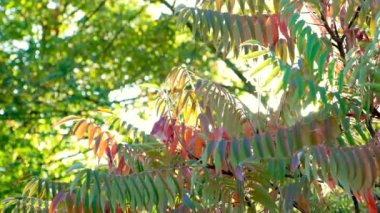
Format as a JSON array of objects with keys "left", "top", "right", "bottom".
[{"left": 0, "top": 0, "right": 235, "bottom": 200}]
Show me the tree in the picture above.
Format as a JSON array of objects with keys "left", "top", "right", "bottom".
[
  {"left": 2, "top": 0, "right": 380, "bottom": 212},
  {"left": 0, "top": 0, "right": 215, "bottom": 200}
]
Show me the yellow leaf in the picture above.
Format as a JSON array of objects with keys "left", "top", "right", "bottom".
[
  {"left": 53, "top": 115, "right": 81, "bottom": 128},
  {"left": 370, "top": 16, "right": 375, "bottom": 37},
  {"left": 262, "top": 66, "right": 280, "bottom": 87},
  {"left": 96, "top": 108, "right": 113, "bottom": 114},
  {"left": 216, "top": 0, "right": 222, "bottom": 11},
  {"left": 241, "top": 50, "right": 269, "bottom": 60},
  {"left": 250, "top": 58, "right": 273, "bottom": 76}
]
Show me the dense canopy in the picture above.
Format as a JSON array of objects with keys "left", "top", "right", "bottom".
[
  {"left": 1, "top": 0, "right": 380, "bottom": 212},
  {"left": 0, "top": 0, "right": 217, "bottom": 200}
]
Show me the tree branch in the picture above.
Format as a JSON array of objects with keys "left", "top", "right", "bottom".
[
  {"left": 320, "top": 11, "right": 346, "bottom": 59},
  {"left": 101, "top": 6, "right": 147, "bottom": 56},
  {"left": 156, "top": 0, "right": 256, "bottom": 94},
  {"left": 80, "top": 0, "right": 106, "bottom": 28}
]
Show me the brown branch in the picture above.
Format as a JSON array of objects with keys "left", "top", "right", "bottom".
[
  {"left": 352, "top": 194, "right": 360, "bottom": 213},
  {"left": 320, "top": 4, "right": 361, "bottom": 59},
  {"left": 341, "top": 6, "right": 361, "bottom": 43},
  {"left": 367, "top": 105, "right": 377, "bottom": 137},
  {"left": 205, "top": 163, "right": 234, "bottom": 176},
  {"left": 320, "top": 11, "right": 346, "bottom": 59},
  {"left": 347, "top": 6, "right": 361, "bottom": 30},
  {"left": 224, "top": 57, "right": 255, "bottom": 92}
]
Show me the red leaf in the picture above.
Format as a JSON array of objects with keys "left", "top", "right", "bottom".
[
  {"left": 327, "top": 176, "right": 335, "bottom": 189},
  {"left": 269, "top": 14, "right": 280, "bottom": 45},
  {"left": 111, "top": 142, "right": 118, "bottom": 157},
  {"left": 105, "top": 146, "right": 113, "bottom": 170},
  {"left": 363, "top": 190, "right": 377, "bottom": 213},
  {"left": 208, "top": 127, "right": 230, "bottom": 142},
  {"left": 279, "top": 18, "right": 290, "bottom": 41},
  {"left": 116, "top": 156, "right": 128, "bottom": 175},
  {"left": 181, "top": 167, "right": 192, "bottom": 179},
  {"left": 244, "top": 122, "right": 253, "bottom": 139},
  {"left": 151, "top": 116, "right": 168, "bottom": 141}
]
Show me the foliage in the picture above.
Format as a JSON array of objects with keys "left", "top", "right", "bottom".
[
  {"left": 0, "top": 0, "right": 215, "bottom": 200},
  {"left": 2, "top": 0, "right": 380, "bottom": 212}
]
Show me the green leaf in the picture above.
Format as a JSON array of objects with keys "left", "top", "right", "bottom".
[
  {"left": 295, "top": 75, "right": 304, "bottom": 98},
  {"left": 183, "top": 194, "right": 196, "bottom": 210},
  {"left": 251, "top": 183, "right": 277, "bottom": 210},
  {"left": 70, "top": 170, "right": 85, "bottom": 193},
  {"left": 146, "top": 175, "right": 159, "bottom": 205},
  {"left": 309, "top": 38, "right": 320, "bottom": 69},
  {"left": 241, "top": 39, "right": 261, "bottom": 47},
  {"left": 214, "top": 140, "right": 225, "bottom": 173},
  {"left": 338, "top": 70, "right": 344, "bottom": 92},
  {"left": 66, "top": 162, "right": 84, "bottom": 174},
  {"left": 289, "top": 13, "right": 300, "bottom": 27},
  {"left": 327, "top": 59, "right": 336, "bottom": 85},
  {"left": 307, "top": 81, "right": 317, "bottom": 102},
  {"left": 231, "top": 139, "right": 240, "bottom": 168},
  {"left": 317, "top": 51, "right": 329, "bottom": 78}
]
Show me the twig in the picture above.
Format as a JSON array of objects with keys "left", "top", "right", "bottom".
[
  {"left": 157, "top": 0, "right": 256, "bottom": 94},
  {"left": 352, "top": 194, "right": 360, "bottom": 213},
  {"left": 80, "top": 0, "right": 106, "bottom": 28},
  {"left": 347, "top": 6, "right": 361, "bottom": 30},
  {"left": 101, "top": 6, "right": 146, "bottom": 56},
  {"left": 319, "top": 11, "right": 346, "bottom": 59}
]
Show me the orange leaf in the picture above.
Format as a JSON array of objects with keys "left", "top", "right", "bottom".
[
  {"left": 94, "top": 132, "right": 105, "bottom": 155},
  {"left": 87, "top": 124, "right": 97, "bottom": 146},
  {"left": 296, "top": 195, "right": 310, "bottom": 212},
  {"left": 193, "top": 136, "right": 204, "bottom": 158},
  {"left": 74, "top": 120, "right": 88, "bottom": 140},
  {"left": 184, "top": 127, "right": 193, "bottom": 148},
  {"left": 232, "top": 192, "right": 239, "bottom": 202},
  {"left": 97, "top": 138, "right": 110, "bottom": 159},
  {"left": 216, "top": 0, "right": 222, "bottom": 11}
]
